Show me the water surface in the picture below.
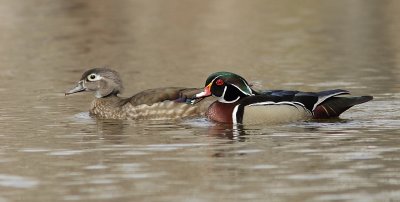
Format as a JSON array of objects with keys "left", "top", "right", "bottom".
[{"left": 0, "top": 0, "right": 399, "bottom": 201}]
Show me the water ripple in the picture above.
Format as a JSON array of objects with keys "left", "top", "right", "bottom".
[{"left": 0, "top": 174, "right": 38, "bottom": 189}]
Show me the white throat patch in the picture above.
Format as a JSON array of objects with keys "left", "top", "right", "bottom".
[{"left": 95, "top": 91, "right": 103, "bottom": 98}]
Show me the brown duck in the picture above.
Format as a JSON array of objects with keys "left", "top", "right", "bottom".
[{"left": 65, "top": 68, "right": 215, "bottom": 120}]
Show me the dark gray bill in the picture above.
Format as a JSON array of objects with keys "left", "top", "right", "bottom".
[{"left": 65, "top": 81, "right": 86, "bottom": 96}]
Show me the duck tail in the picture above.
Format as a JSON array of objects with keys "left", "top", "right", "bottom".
[{"left": 313, "top": 96, "right": 373, "bottom": 118}]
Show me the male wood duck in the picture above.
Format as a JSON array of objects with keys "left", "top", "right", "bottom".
[
  {"left": 194, "top": 72, "right": 373, "bottom": 124},
  {"left": 65, "top": 68, "right": 215, "bottom": 120}
]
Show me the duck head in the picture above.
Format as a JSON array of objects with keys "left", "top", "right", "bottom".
[
  {"left": 65, "top": 68, "right": 123, "bottom": 98},
  {"left": 196, "top": 72, "right": 254, "bottom": 103}
]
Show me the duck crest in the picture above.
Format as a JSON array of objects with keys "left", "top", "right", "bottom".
[{"left": 196, "top": 72, "right": 373, "bottom": 124}]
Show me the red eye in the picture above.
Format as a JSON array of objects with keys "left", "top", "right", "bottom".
[{"left": 215, "top": 79, "right": 224, "bottom": 86}]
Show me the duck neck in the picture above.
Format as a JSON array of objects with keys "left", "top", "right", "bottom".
[
  {"left": 90, "top": 95, "right": 127, "bottom": 119},
  {"left": 206, "top": 101, "right": 239, "bottom": 123}
]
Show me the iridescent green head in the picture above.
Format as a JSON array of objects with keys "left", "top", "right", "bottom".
[{"left": 196, "top": 71, "right": 254, "bottom": 103}]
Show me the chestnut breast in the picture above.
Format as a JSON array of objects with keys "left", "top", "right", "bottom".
[{"left": 206, "top": 102, "right": 237, "bottom": 123}]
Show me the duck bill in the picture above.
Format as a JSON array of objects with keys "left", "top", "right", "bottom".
[
  {"left": 65, "top": 81, "right": 86, "bottom": 96},
  {"left": 195, "top": 83, "right": 212, "bottom": 98}
]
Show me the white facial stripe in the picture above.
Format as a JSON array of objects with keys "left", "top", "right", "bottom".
[
  {"left": 241, "top": 78, "right": 254, "bottom": 95},
  {"left": 239, "top": 78, "right": 253, "bottom": 95},
  {"left": 230, "top": 83, "right": 253, "bottom": 96},
  {"left": 217, "top": 86, "right": 227, "bottom": 102},
  {"left": 222, "top": 86, "right": 227, "bottom": 97},
  {"left": 209, "top": 75, "right": 252, "bottom": 103},
  {"left": 208, "top": 76, "right": 220, "bottom": 87},
  {"left": 218, "top": 97, "right": 240, "bottom": 103},
  {"left": 219, "top": 86, "right": 241, "bottom": 103},
  {"left": 201, "top": 76, "right": 220, "bottom": 98}
]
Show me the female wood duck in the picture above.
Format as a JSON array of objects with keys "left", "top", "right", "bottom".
[
  {"left": 65, "top": 68, "right": 215, "bottom": 120},
  {"left": 194, "top": 72, "right": 373, "bottom": 124}
]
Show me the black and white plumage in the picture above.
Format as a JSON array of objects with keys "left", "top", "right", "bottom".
[
  {"left": 195, "top": 72, "right": 373, "bottom": 124},
  {"left": 233, "top": 89, "right": 372, "bottom": 124}
]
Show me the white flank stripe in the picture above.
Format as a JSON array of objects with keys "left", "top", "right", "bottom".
[
  {"left": 248, "top": 101, "right": 306, "bottom": 108},
  {"left": 247, "top": 101, "right": 310, "bottom": 114}
]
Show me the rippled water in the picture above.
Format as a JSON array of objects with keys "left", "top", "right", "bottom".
[{"left": 0, "top": 0, "right": 399, "bottom": 201}]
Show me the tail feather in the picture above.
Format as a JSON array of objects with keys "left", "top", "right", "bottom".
[{"left": 313, "top": 96, "right": 373, "bottom": 118}]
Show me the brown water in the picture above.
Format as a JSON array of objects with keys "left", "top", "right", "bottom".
[{"left": 0, "top": 0, "right": 399, "bottom": 201}]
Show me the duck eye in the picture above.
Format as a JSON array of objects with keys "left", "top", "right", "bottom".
[
  {"left": 87, "top": 74, "right": 98, "bottom": 81},
  {"left": 215, "top": 79, "right": 224, "bottom": 86}
]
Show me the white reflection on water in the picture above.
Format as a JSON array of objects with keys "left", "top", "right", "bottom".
[
  {"left": 0, "top": 175, "right": 39, "bottom": 189},
  {"left": 71, "top": 112, "right": 95, "bottom": 123}
]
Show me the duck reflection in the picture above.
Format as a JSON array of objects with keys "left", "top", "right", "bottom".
[
  {"left": 92, "top": 117, "right": 250, "bottom": 143},
  {"left": 205, "top": 123, "right": 248, "bottom": 141},
  {"left": 91, "top": 116, "right": 347, "bottom": 145},
  {"left": 94, "top": 119, "right": 128, "bottom": 144}
]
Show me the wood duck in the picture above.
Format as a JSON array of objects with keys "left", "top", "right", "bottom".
[
  {"left": 194, "top": 72, "right": 373, "bottom": 124},
  {"left": 65, "top": 68, "right": 215, "bottom": 120}
]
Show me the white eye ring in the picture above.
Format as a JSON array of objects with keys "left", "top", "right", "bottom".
[{"left": 87, "top": 73, "right": 101, "bottom": 81}]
